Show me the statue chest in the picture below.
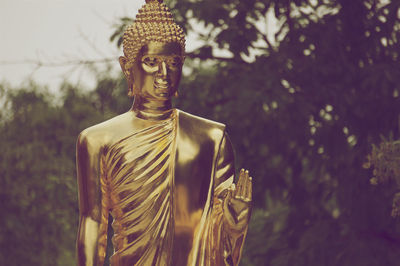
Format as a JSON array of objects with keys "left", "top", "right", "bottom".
[{"left": 174, "top": 132, "right": 216, "bottom": 213}]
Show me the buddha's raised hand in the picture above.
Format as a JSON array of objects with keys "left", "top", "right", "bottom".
[{"left": 223, "top": 169, "right": 252, "bottom": 228}]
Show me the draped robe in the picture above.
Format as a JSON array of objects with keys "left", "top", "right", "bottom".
[{"left": 76, "top": 109, "right": 248, "bottom": 266}]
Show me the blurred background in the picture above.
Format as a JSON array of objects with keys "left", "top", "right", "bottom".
[{"left": 1, "top": 0, "right": 400, "bottom": 265}]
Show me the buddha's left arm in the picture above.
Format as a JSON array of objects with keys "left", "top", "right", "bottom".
[
  {"left": 213, "top": 132, "right": 252, "bottom": 265},
  {"left": 76, "top": 132, "right": 109, "bottom": 266}
]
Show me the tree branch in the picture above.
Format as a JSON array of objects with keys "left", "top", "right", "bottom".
[
  {"left": 185, "top": 51, "right": 248, "bottom": 64},
  {"left": 0, "top": 58, "right": 116, "bottom": 68}
]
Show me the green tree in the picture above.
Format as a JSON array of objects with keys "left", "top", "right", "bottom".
[
  {"left": 112, "top": 0, "right": 400, "bottom": 265},
  {"left": 1, "top": 0, "right": 400, "bottom": 265},
  {"left": 0, "top": 73, "right": 130, "bottom": 265}
]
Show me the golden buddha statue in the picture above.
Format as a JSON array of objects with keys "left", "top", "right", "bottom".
[{"left": 76, "top": 0, "right": 252, "bottom": 265}]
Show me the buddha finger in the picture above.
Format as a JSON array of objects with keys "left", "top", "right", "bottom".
[
  {"left": 236, "top": 169, "right": 245, "bottom": 196},
  {"left": 240, "top": 169, "right": 249, "bottom": 196},
  {"left": 245, "top": 176, "right": 252, "bottom": 201},
  {"left": 242, "top": 170, "right": 249, "bottom": 196}
]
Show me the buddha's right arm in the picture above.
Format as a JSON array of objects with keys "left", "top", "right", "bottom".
[{"left": 76, "top": 132, "right": 109, "bottom": 266}]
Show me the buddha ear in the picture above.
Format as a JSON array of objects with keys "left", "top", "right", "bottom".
[
  {"left": 119, "top": 56, "right": 132, "bottom": 81},
  {"left": 119, "top": 56, "right": 137, "bottom": 97}
]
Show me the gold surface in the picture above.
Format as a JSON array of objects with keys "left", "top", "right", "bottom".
[{"left": 76, "top": 1, "right": 252, "bottom": 265}]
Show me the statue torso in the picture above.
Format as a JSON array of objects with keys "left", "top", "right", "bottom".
[{"left": 81, "top": 109, "right": 226, "bottom": 265}]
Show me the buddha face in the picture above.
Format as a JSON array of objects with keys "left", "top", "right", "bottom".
[{"left": 121, "top": 41, "right": 184, "bottom": 100}]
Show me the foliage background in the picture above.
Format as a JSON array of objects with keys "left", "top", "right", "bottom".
[{"left": 1, "top": 0, "right": 400, "bottom": 265}]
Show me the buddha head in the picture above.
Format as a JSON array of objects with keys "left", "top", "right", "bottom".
[{"left": 119, "top": 0, "right": 186, "bottom": 100}]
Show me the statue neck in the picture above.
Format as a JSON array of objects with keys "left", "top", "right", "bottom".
[{"left": 131, "top": 96, "right": 174, "bottom": 121}]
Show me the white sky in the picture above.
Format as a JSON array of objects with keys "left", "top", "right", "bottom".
[{"left": 0, "top": 0, "right": 199, "bottom": 92}]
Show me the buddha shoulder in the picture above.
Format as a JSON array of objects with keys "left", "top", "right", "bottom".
[
  {"left": 77, "top": 112, "right": 133, "bottom": 150},
  {"left": 177, "top": 110, "right": 226, "bottom": 142}
]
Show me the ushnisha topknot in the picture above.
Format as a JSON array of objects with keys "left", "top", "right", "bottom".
[{"left": 122, "top": 0, "right": 186, "bottom": 70}]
